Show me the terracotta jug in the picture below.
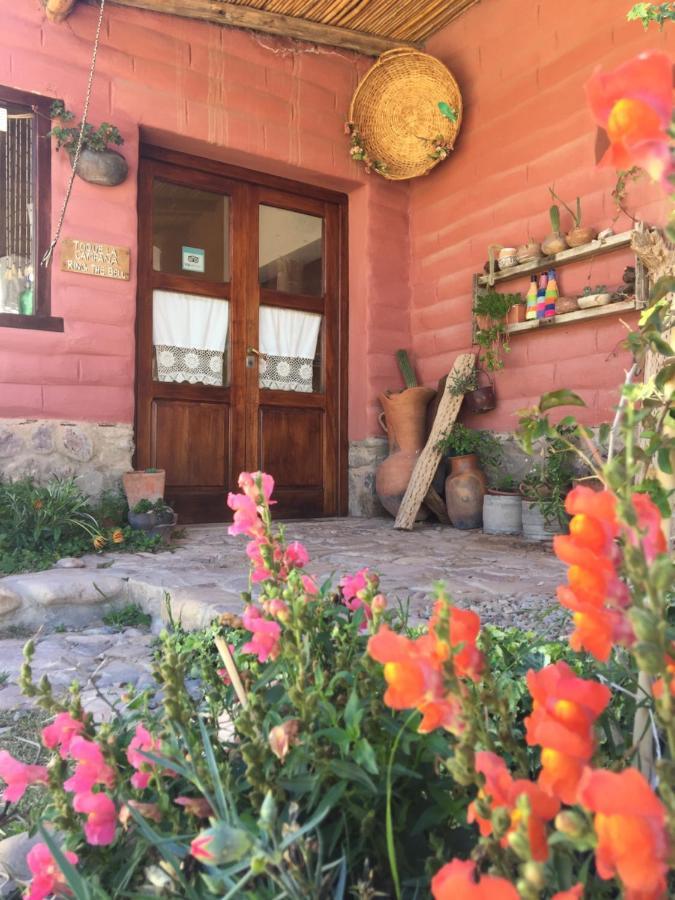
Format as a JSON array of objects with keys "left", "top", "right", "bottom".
[
  {"left": 444, "top": 454, "right": 487, "bottom": 529},
  {"left": 375, "top": 386, "right": 436, "bottom": 519}
]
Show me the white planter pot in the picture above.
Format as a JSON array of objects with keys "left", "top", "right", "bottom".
[
  {"left": 483, "top": 492, "right": 522, "bottom": 535},
  {"left": 522, "top": 500, "right": 566, "bottom": 541}
]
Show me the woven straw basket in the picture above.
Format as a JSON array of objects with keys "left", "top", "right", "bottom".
[{"left": 349, "top": 48, "right": 463, "bottom": 181}]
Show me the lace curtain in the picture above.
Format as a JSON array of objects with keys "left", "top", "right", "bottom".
[
  {"left": 153, "top": 290, "right": 229, "bottom": 386},
  {"left": 259, "top": 306, "right": 321, "bottom": 393}
]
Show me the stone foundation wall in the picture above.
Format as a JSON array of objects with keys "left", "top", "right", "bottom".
[
  {"left": 348, "top": 437, "right": 388, "bottom": 517},
  {"left": 0, "top": 418, "right": 133, "bottom": 499}
]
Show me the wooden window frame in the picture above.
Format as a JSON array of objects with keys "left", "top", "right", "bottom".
[{"left": 0, "top": 85, "right": 63, "bottom": 332}]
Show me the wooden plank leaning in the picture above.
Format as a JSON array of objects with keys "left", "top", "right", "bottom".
[{"left": 394, "top": 353, "right": 476, "bottom": 530}]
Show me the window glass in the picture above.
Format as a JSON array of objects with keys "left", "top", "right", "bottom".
[
  {"left": 259, "top": 205, "right": 323, "bottom": 296},
  {"left": 0, "top": 102, "right": 35, "bottom": 316},
  {"left": 152, "top": 181, "right": 230, "bottom": 282},
  {"left": 152, "top": 290, "right": 230, "bottom": 387}
]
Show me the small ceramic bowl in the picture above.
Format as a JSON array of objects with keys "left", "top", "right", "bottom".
[
  {"left": 577, "top": 292, "right": 610, "bottom": 309},
  {"left": 498, "top": 254, "right": 519, "bottom": 270}
]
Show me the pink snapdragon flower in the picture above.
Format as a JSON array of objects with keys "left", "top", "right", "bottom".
[
  {"left": 242, "top": 605, "right": 281, "bottom": 663},
  {"left": 227, "top": 493, "right": 264, "bottom": 538},
  {"left": 0, "top": 751, "right": 48, "bottom": 802},
  {"left": 302, "top": 574, "right": 319, "bottom": 596},
  {"left": 238, "top": 471, "right": 275, "bottom": 504},
  {"left": 127, "top": 723, "right": 160, "bottom": 790},
  {"left": 175, "top": 795, "right": 213, "bottom": 818},
  {"left": 73, "top": 791, "right": 117, "bottom": 846},
  {"left": 246, "top": 538, "right": 275, "bottom": 582},
  {"left": 63, "top": 737, "right": 115, "bottom": 794},
  {"left": 340, "top": 568, "right": 379, "bottom": 626},
  {"left": 25, "top": 843, "right": 78, "bottom": 900},
  {"left": 41, "top": 712, "right": 85, "bottom": 759},
  {"left": 285, "top": 541, "right": 309, "bottom": 569}
]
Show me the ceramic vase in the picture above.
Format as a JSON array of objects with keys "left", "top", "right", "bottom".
[
  {"left": 444, "top": 454, "right": 487, "bottom": 529},
  {"left": 375, "top": 386, "right": 436, "bottom": 519}
]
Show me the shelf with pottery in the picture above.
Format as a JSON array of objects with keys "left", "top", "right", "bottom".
[{"left": 505, "top": 297, "right": 639, "bottom": 334}]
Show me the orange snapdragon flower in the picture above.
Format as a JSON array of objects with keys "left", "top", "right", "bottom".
[
  {"left": 554, "top": 486, "right": 629, "bottom": 662},
  {"left": 431, "top": 858, "right": 518, "bottom": 900},
  {"left": 653, "top": 647, "right": 675, "bottom": 700},
  {"left": 430, "top": 601, "right": 485, "bottom": 681},
  {"left": 467, "top": 751, "right": 559, "bottom": 861},
  {"left": 577, "top": 767, "right": 669, "bottom": 900},
  {"left": 367, "top": 625, "right": 463, "bottom": 733},
  {"left": 586, "top": 51, "right": 673, "bottom": 186},
  {"left": 525, "top": 662, "right": 610, "bottom": 804}
]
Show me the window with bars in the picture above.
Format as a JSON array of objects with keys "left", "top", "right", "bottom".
[{"left": 0, "top": 86, "right": 60, "bottom": 331}]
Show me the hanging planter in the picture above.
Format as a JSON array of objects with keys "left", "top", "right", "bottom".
[
  {"left": 49, "top": 100, "right": 128, "bottom": 187},
  {"left": 346, "top": 48, "right": 462, "bottom": 180}
]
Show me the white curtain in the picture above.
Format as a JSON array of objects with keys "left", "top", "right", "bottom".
[
  {"left": 153, "top": 290, "right": 229, "bottom": 386},
  {"left": 259, "top": 306, "right": 321, "bottom": 392}
]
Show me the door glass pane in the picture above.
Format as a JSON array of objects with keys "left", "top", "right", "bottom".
[
  {"left": 259, "top": 205, "right": 323, "bottom": 296},
  {"left": 152, "top": 290, "right": 230, "bottom": 387},
  {"left": 259, "top": 305, "right": 322, "bottom": 393},
  {"left": 152, "top": 181, "right": 230, "bottom": 281},
  {"left": 0, "top": 104, "right": 35, "bottom": 315}
]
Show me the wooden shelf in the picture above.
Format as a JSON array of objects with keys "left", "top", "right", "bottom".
[
  {"left": 506, "top": 299, "right": 638, "bottom": 334},
  {"left": 477, "top": 230, "right": 634, "bottom": 287}
]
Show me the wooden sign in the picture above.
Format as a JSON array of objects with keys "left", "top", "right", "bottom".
[{"left": 61, "top": 239, "right": 130, "bottom": 281}]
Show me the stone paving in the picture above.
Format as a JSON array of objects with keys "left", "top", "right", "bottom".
[{"left": 0, "top": 518, "right": 566, "bottom": 719}]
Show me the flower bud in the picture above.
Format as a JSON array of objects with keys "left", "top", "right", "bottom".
[
  {"left": 371, "top": 594, "right": 387, "bottom": 614},
  {"left": 507, "top": 828, "right": 530, "bottom": 860},
  {"left": 522, "top": 861, "right": 546, "bottom": 890},
  {"left": 258, "top": 791, "right": 277, "bottom": 831},
  {"left": 633, "top": 642, "right": 664, "bottom": 675},
  {"left": 555, "top": 809, "right": 588, "bottom": 840},
  {"left": 190, "top": 823, "right": 253, "bottom": 865},
  {"left": 628, "top": 608, "right": 659, "bottom": 644},
  {"left": 491, "top": 806, "right": 511, "bottom": 837}
]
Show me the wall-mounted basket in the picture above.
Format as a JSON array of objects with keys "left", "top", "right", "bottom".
[{"left": 348, "top": 48, "right": 463, "bottom": 181}]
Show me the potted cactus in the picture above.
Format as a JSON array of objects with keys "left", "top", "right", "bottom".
[
  {"left": 541, "top": 201, "right": 568, "bottom": 256},
  {"left": 549, "top": 188, "right": 597, "bottom": 247}
]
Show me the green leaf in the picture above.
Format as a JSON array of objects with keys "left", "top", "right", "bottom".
[
  {"left": 328, "top": 760, "right": 378, "bottom": 792},
  {"left": 344, "top": 690, "right": 363, "bottom": 734},
  {"left": 353, "top": 738, "right": 379, "bottom": 775},
  {"left": 438, "top": 101, "right": 458, "bottom": 121},
  {"left": 657, "top": 447, "right": 673, "bottom": 474},
  {"left": 539, "top": 389, "right": 586, "bottom": 412},
  {"left": 649, "top": 275, "right": 675, "bottom": 303}
]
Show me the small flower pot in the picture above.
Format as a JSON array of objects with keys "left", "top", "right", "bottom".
[
  {"left": 521, "top": 500, "right": 566, "bottom": 541},
  {"left": 127, "top": 510, "right": 157, "bottom": 530},
  {"left": 72, "top": 148, "right": 128, "bottom": 187},
  {"left": 541, "top": 232, "right": 568, "bottom": 256},
  {"left": 464, "top": 370, "right": 496, "bottom": 414},
  {"left": 516, "top": 241, "right": 541, "bottom": 263},
  {"left": 483, "top": 492, "right": 522, "bottom": 535},
  {"left": 566, "top": 226, "right": 596, "bottom": 248},
  {"left": 122, "top": 469, "right": 165, "bottom": 511}
]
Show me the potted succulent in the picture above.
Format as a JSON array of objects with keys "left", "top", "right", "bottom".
[
  {"left": 473, "top": 290, "right": 522, "bottom": 371},
  {"left": 578, "top": 284, "right": 611, "bottom": 309},
  {"left": 128, "top": 498, "right": 157, "bottom": 531},
  {"left": 483, "top": 474, "right": 523, "bottom": 536},
  {"left": 435, "top": 425, "right": 501, "bottom": 529},
  {"left": 49, "top": 100, "right": 128, "bottom": 186},
  {"left": 122, "top": 468, "right": 166, "bottom": 512},
  {"left": 549, "top": 188, "right": 597, "bottom": 247},
  {"left": 516, "top": 237, "right": 541, "bottom": 264}
]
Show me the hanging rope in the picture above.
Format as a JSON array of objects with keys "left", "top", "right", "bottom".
[{"left": 41, "top": 0, "right": 106, "bottom": 267}]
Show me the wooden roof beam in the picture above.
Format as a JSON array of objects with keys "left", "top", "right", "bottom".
[{"left": 103, "top": 0, "right": 423, "bottom": 56}]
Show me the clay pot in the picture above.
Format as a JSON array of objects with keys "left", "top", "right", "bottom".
[
  {"left": 541, "top": 232, "right": 568, "bottom": 256},
  {"left": 122, "top": 469, "right": 166, "bottom": 511},
  {"left": 555, "top": 296, "right": 579, "bottom": 315},
  {"left": 73, "top": 148, "right": 128, "bottom": 187},
  {"left": 444, "top": 454, "right": 487, "bottom": 529},
  {"left": 375, "top": 387, "right": 436, "bottom": 519},
  {"left": 464, "top": 370, "right": 496, "bottom": 414},
  {"left": 566, "top": 226, "right": 596, "bottom": 247},
  {"left": 516, "top": 241, "right": 541, "bottom": 263}
]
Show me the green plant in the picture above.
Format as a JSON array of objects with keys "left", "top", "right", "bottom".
[
  {"left": 549, "top": 201, "right": 561, "bottom": 233},
  {"left": 549, "top": 186, "right": 583, "bottom": 228},
  {"left": 491, "top": 473, "right": 519, "bottom": 493},
  {"left": 395, "top": 349, "right": 418, "bottom": 389},
  {"left": 627, "top": 1, "right": 675, "bottom": 28},
  {"left": 582, "top": 283, "right": 609, "bottom": 295},
  {"left": 49, "top": 100, "right": 124, "bottom": 154},
  {"left": 518, "top": 424, "right": 576, "bottom": 526},
  {"left": 447, "top": 368, "right": 478, "bottom": 398},
  {"left": 132, "top": 498, "right": 154, "bottom": 514},
  {"left": 435, "top": 423, "right": 502, "bottom": 472},
  {"left": 102, "top": 604, "right": 152, "bottom": 630},
  {"left": 473, "top": 290, "right": 521, "bottom": 371},
  {"left": 90, "top": 489, "right": 127, "bottom": 527}
]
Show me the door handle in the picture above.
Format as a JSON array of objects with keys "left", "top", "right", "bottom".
[{"left": 246, "top": 346, "right": 266, "bottom": 368}]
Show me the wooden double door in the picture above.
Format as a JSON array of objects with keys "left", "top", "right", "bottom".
[{"left": 135, "top": 148, "right": 348, "bottom": 523}]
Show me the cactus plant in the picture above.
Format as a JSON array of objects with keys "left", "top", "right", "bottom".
[
  {"left": 549, "top": 203, "right": 561, "bottom": 233},
  {"left": 395, "top": 349, "right": 418, "bottom": 389}
]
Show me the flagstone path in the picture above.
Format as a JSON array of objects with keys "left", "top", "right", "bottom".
[{"left": 0, "top": 518, "right": 566, "bottom": 720}]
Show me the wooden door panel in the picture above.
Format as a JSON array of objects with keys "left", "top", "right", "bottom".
[{"left": 153, "top": 399, "right": 229, "bottom": 487}]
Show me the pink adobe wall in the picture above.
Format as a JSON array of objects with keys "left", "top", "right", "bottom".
[
  {"left": 410, "top": 0, "right": 673, "bottom": 430},
  {"left": 0, "top": 0, "right": 412, "bottom": 441}
]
